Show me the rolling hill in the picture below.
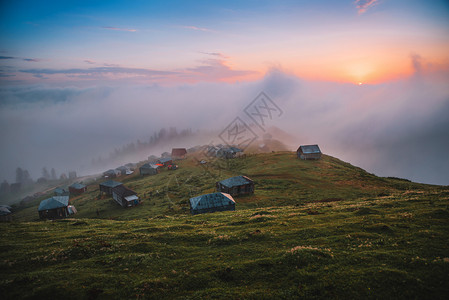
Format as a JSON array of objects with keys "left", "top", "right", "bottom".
[{"left": 1, "top": 151, "right": 448, "bottom": 299}]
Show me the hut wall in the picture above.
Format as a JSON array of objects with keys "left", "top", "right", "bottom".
[
  {"left": 190, "top": 204, "right": 235, "bottom": 215},
  {"left": 39, "top": 207, "right": 69, "bottom": 219},
  {"left": 216, "top": 182, "right": 254, "bottom": 196},
  {"left": 112, "top": 192, "right": 125, "bottom": 207},
  {"left": 139, "top": 168, "right": 158, "bottom": 176},
  {"left": 297, "top": 151, "right": 322, "bottom": 160}
]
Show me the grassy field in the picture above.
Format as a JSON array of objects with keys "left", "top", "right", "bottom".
[{"left": 1, "top": 152, "right": 448, "bottom": 299}]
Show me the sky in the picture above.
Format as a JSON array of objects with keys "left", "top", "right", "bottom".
[{"left": 0, "top": 0, "right": 449, "bottom": 186}]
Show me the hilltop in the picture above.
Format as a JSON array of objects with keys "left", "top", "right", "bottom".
[
  {"left": 10, "top": 151, "right": 442, "bottom": 221},
  {"left": 1, "top": 151, "right": 448, "bottom": 299}
]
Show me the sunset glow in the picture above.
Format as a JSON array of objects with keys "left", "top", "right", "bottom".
[
  {"left": 1, "top": 0, "right": 449, "bottom": 186},
  {"left": 0, "top": 1, "right": 447, "bottom": 85}
]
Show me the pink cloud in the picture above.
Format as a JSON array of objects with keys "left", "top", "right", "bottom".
[
  {"left": 182, "top": 25, "right": 215, "bottom": 33},
  {"left": 355, "top": 0, "right": 378, "bottom": 14}
]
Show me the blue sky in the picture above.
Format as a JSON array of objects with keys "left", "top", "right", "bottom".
[
  {"left": 1, "top": 0, "right": 448, "bottom": 84},
  {"left": 0, "top": 1, "right": 448, "bottom": 186}
]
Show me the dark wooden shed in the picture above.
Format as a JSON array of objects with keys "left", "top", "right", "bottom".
[
  {"left": 171, "top": 148, "right": 187, "bottom": 160},
  {"left": 38, "top": 196, "right": 72, "bottom": 219},
  {"left": 69, "top": 183, "right": 87, "bottom": 195},
  {"left": 158, "top": 157, "right": 173, "bottom": 167},
  {"left": 112, "top": 185, "right": 139, "bottom": 207},
  {"left": 99, "top": 180, "right": 123, "bottom": 195},
  {"left": 216, "top": 175, "right": 254, "bottom": 196},
  {"left": 297, "top": 144, "right": 322, "bottom": 160},
  {"left": 139, "top": 163, "right": 160, "bottom": 176}
]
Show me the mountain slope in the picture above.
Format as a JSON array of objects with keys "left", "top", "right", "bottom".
[
  {"left": 11, "top": 151, "right": 440, "bottom": 222},
  {"left": 1, "top": 152, "right": 448, "bottom": 299}
]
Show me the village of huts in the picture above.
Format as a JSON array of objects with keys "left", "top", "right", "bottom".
[{"left": 12, "top": 143, "right": 322, "bottom": 220}]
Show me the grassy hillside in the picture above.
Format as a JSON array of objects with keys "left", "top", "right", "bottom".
[{"left": 1, "top": 152, "right": 448, "bottom": 299}]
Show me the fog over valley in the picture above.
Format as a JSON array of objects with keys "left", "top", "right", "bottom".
[{"left": 1, "top": 64, "right": 448, "bottom": 189}]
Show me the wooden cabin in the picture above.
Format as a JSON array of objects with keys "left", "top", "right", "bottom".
[
  {"left": 171, "top": 148, "right": 187, "bottom": 160},
  {"left": 38, "top": 196, "right": 76, "bottom": 219},
  {"left": 0, "top": 207, "right": 12, "bottom": 222},
  {"left": 116, "top": 166, "right": 129, "bottom": 175},
  {"left": 189, "top": 192, "right": 236, "bottom": 215},
  {"left": 216, "top": 175, "right": 254, "bottom": 196},
  {"left": 99, "top": 180, "right": 123, "bottom": 195},
  {"left": 216, "top": 147, "right": 243, "bottom": 159},
  {"left": 54, "top": 187, "right": 69, "bottom": 196},
  {"left": 297, "top": 144, "right": 322, "bottom": 160},
  {"left": 112, "top": 185, "right": 139, "bottom": 207},
  {"left": 158, "top": 157, "right": 173, "bottom": 167},
  {"left": 139, "top": 163, "right": 160, "bottom": 176},
  {"left": 69, "top": 183, "right": 87, "bottom": 195},
  {"left": 103, "top": 169, "right": 120, "bottom": 178}
]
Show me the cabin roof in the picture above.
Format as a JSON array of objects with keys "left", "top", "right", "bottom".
[
  {"left": 298, "top": 144, "right": 321, "bottom": 154},
  {"left": 99, "top": 180, "right": 123, "bottom": 188},
  {"left": 113, "top": 185, "right": 137, "bottom": 197},
  {"left": 159, "top": 157, "right": 172, "bottom": 163},
  {"left": 190, "top": 192, "right": 235, "bottom": 210},
  {"left": 54, "top": 187, "right": 66, "bottom": 193},
  {"left": 218, "top": 175, "right": 253, "bottom": 188},
  {"left": 38, "top": 196, "right": 69, "bottom": 211},
  {"left": 0, "top": 207, "right": 11, "bottom": 215}
]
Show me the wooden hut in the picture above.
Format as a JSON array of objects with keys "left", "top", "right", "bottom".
[
  {"left": 54, "top": 187, "right": 69, "bottom": 196},
  {"left": 216, "top": 147, "right": 243, "bottom": 159},
  {"left": 158, "top": 157, "right": 173, "bottom": 167},
  {"left": 171, "top": 148, "right": 187, "bottom": 160},
  {"left": 69, "top": 183, "right": 87, "bottom": 195},
  {"left": 38, "top": 196, "right": 75, "bottom": 219},
  {"left": 216, "top": 175, "right": 254, "bottom": 196},
  {"left": 116, "top": 166, "right": 129, "bottom": 175},
  {"left": 0, "top": 207, "right": 12, "bottom": 222},
  {"left": 103, "top": 169, "right": 120, "bottom": 178},
  {"left": 112, "top": 185, "right": 139, "bottom": 207},
  {"left": 99, "top": 180, "right": 123, "bottom": 195},
  {"left": 139, "top": 163, "right": 160, "bottom": 176},
  {"left": 189, "top": 192, "right": 236, "bottom": 215},
  {"left": 297, "top": 144, "right": 322, "bottom": 160}
]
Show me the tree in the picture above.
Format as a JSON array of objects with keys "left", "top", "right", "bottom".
[
  {"left": 42, "top": 167, "right": 50, "bottom": 180},
  {"left": 0, "top": 180, "right": 10, "bottom": 194},
  {"left": 16, "top": 167, "right": 24, "bottom": 183},
  {"left": 51, "top": 168, "right": 57, "bottom": 180},
  {"left": 22, "top": 170, "right": 33, "bottom": 186}
]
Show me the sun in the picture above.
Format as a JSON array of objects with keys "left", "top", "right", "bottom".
[{"left": 358, "top": 82, "right": 363, "bottom": 85}]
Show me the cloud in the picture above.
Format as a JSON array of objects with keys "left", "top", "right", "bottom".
[
  {"left": 22, "top": 58, "right": 41, "bottom": 62},
  {"left": 182, "top": 25, "right": 215, "bottom": 33},
  {"left": 199, "top": 52, "right": 228, "bottom": 58},
  {"left": 411, "top": 53, "right": 423, "bottom": 75},
  {"left": 0, "top": 56, "right": 41, "bottom": 62},
  {"left": 20, "top": 66, "right": 177, "bottom": 77},
  {"left": 355, "top": 0, "right": 378, "bottom": 14},
  {"left": 84, "top": 60, "right": 96, "bottom": 65},
  {"left": 19, "top": 55, "right": 257, "bottom": 84},
  {"left": 1, "top": 60, "right": 448, "bottom": 186},
  {"left": 102, "top": 26, "right": 137, "bottom": 32},
  {"left": 185, "top": 58, "right": 258, "bottom": 82},
  {"left": 0, "top": 73, "right": 15, "bottom": 77}
]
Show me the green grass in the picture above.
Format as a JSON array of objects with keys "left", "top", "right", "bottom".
[{"left": 1, "top": 152, "right": 448, "bottom": 299}]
